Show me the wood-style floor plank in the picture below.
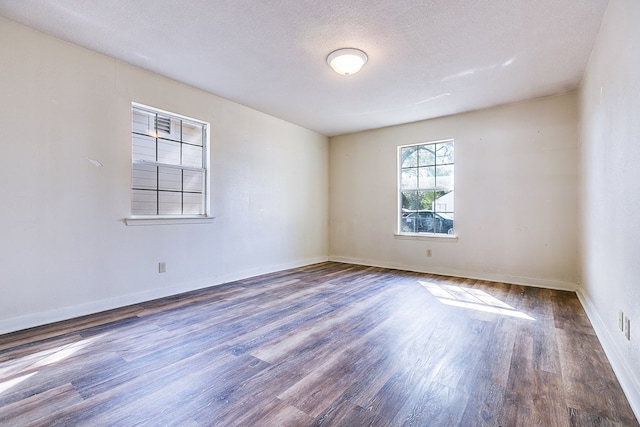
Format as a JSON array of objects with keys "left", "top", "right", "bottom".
[{"left": 0, "top": 262, "right": 636, "bottom": 426}]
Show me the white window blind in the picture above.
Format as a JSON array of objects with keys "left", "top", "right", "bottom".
[{"left": 131, "top": 104, "right": 209, "bottom": 216}]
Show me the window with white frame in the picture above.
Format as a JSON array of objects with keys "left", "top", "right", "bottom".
[
  {"left": 399, "top": 140, "right": 454, "bottom": 235},
  {"left": 131, "top": 104, "right": 209, "bottom": 216}
]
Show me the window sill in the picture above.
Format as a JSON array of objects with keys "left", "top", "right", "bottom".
[
  {"left": 394, "top": 232, "right": 458, "bottom": 242},
  {"left": 125, "top": 216, "right": 215, "bottom": 226}
]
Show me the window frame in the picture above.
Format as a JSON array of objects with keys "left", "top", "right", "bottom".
[
  {"left": 125, "top": 103, "right": 213, "bottom": 226},
  {"left": 397, "top": 139, "right": 455, "bottom": 238}
]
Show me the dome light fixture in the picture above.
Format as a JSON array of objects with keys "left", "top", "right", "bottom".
[{"left": 326, "top": 48, "right": 368, "bottom": 76}]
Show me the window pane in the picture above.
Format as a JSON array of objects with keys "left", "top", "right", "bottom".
[
  {"left": 158, "top": 191, "right": 182, "bottom": 215},
  {"left": 401, "top": 190, "right": 430, "bottom": 210},
  {"left": 182, "top": 122, "right": 203, "bottom": 146},
  {"left": 132, "top": 163, "right": 157, "bottom": 190},
  {"left": 183, "top": 170, "right": 204, "bottom": 193},
  {"left": 433, "top": 190, "right": 454, "bottom": 213},
  {"left": 401, "top": 168, "right": 418, "bottom": 189},
  {"left": 183, "top": 192, "right": 204, "bottom": 215},
  {"left": 132, "top": 189, "right": 157, "bottom": 215},
  {"left": 432, "top": 212, "right": 454, "bottom": 234},
  {"left": 436, "top": 165, "right": 454, "bottom": 188},
  {"left": 401, "top": 190, "right": 417, "bottom": 211},
  {"left": 158, "top": 167, "right": 182, "bottom": 191},
  {"left": 182, "top": 144, "right": 203, "bottom": 168},
  {"left": 400, "top": 146, "right": 418, "bottom": 168},
  {"left": 132, "top": 134, "right": 156, "bottom": 162},
  {"left": 418, "top": 166, "right": 435, "bottom": 188},
  {"left": 436, "top": 142, "right": 454, "bottom": 165},
  {"left": 157, "top": 140, "right": 181, "bottom": 165},
  {"left": 418, "top": 145, "right": 436, "bottom": 166},
  {"left": 400, "top": 211, "right": 418, "bottom": 233},
  {"left": 418, "top": 210, "right": 435, "bottom": 233},
  {"left": 156, "top": 117, "right": 181, "bottom": 141},
  {"left": 132, "top": 109, "right": 155, "bottom": 136}
]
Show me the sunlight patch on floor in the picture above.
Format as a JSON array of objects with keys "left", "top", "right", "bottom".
[
  {"left": 0, "top": 334, "right": 105, "bottom": 396},
  {"left": 0, "top": 372, "right": 37, "bottom": 395},
  {"left": 419, "top": 281, "right": 535, "bottom": 321},
  {"left": 31, "top": 335, "right": 102, "bottom": 369}
]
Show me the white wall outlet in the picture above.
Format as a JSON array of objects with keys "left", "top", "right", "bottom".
[
  {"left": 625, "top": 317, "right": 631, "bottom": 341},
  {"left": 159, "top": 262, "right": 166, "bottom": 273},
  {"left": 426, "top": 249, "right": 432, "bottom": 257},
  {"left": 619, "top": 310, "right": 625, "bottom": 331}
]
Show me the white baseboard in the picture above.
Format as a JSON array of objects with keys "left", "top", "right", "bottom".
[
  {"left": 328, "top": 256, "right": 578, "bottom": 291},
  {"left": 576, "top": 289, "right": 640, "bottom": 421},
  {"left": 0, "top": 256, "right": 329, "bottom": 336}
]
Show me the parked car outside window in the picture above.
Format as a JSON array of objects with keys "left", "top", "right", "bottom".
[{"left": 401, "top": 210, "right": 454, "bottom": 234}]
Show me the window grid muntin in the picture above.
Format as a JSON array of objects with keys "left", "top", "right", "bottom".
[
  {"left": 131, "top": 104, "right": 208, "bottom": 216},
  {"left": 399, "top": 140, "right": 454, "bottom": 235}
]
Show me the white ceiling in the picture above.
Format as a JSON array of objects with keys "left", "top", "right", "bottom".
[{"left": 0, "top": 0, "right": 609, "bottom": 136}]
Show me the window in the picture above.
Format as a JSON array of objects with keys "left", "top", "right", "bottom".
[
  {"left": 399, "top": 140, "right": 454, "bottom": 235},
  {"left": 131, "top": 104, "right": 209, "bottom": 217}
]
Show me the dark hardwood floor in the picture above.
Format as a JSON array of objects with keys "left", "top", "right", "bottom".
[{"left": 0, "top": 262, "right": 637, "bottom": 426}]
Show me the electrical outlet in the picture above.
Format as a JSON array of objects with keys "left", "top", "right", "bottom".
[
  {"left": 426, "top": 249, "right": 432, "bottom": 257},
  {"left": 619, "top": 310, "right": 625, "bottom": 331},
  {"left": 625, "top": 317, "right": 631, "bottom": 341},
  {"left": 159, "top": 262, "right": 166, "bottom": 273}
]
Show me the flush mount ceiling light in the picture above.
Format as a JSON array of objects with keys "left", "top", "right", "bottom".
[{"left": 326, "top": 48, "right": 368, "bottom": 76}]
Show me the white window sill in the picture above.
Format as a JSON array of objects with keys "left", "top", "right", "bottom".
[
  {"left": 125, "top": 216, "right": 215, "bottom": 226},
  {"left": 394, "top": 232, "right": 458, "bottom": 242}
]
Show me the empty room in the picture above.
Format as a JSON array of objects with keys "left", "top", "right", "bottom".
[{"left": 0, "top": 0, "right": 639, "bottom": 425}]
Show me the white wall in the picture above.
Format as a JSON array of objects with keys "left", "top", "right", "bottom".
[
  {"left": 0, "top": 17, "right": 328, "bottom": 334},
  {"left": 329, "top": 93, "right": 579, "bottom": 290},
  {"left": 579, "top": 0, "right": 640, "bottom": 417}
]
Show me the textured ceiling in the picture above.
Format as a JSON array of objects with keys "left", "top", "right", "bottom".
[{"left": 0, "top": 0, "right": 609, "bottom": 136}]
